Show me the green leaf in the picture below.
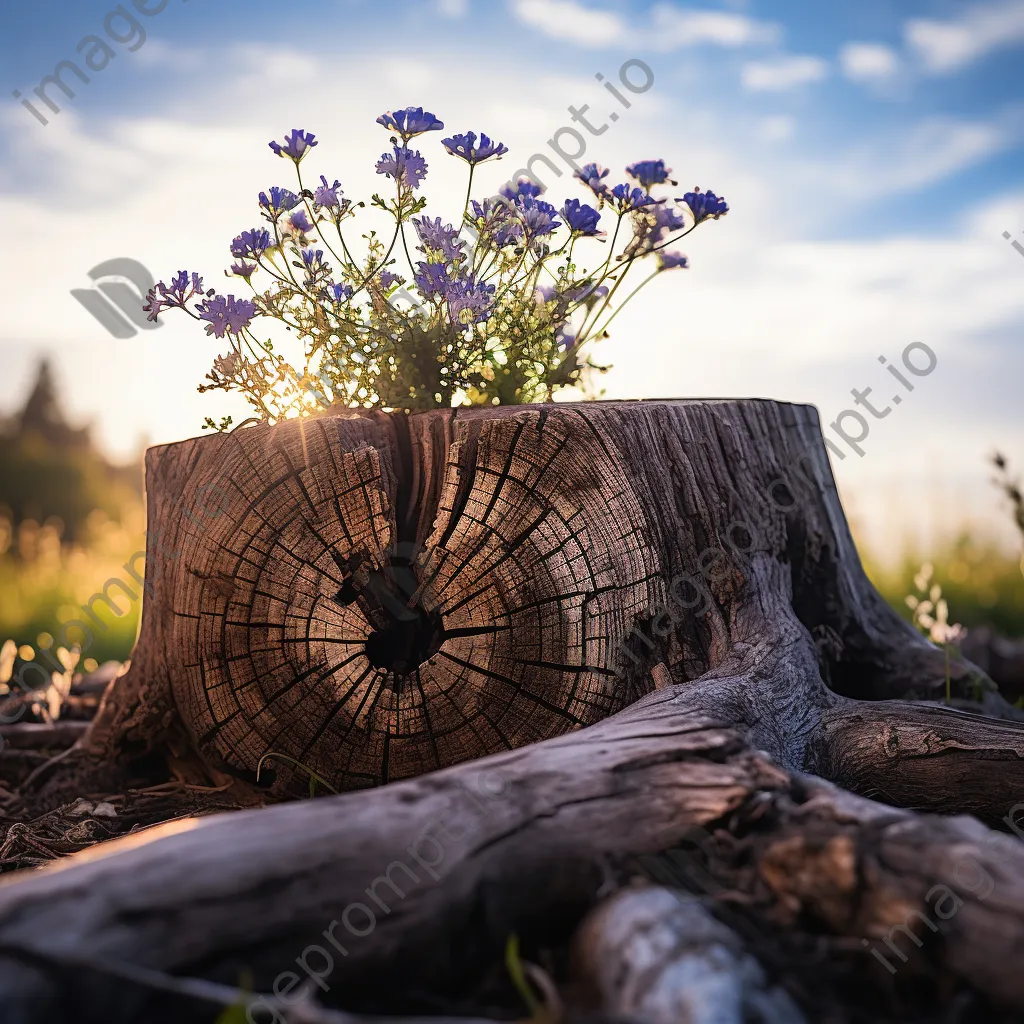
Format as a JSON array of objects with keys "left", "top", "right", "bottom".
[{"left": 505, "top": 933, "right": 542, "bottom": 1019}]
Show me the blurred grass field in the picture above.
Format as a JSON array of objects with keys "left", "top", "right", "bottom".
[
  {"left": 0, "top": 505, "right": 145, "bottom": 668},
  {"left": 863, "top": 533, "right": 1024, "bottom": 638}
]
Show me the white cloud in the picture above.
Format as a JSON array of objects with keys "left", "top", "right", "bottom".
[
  {"left": 741, "top": 55, "right": 828, "bottom": 92},
  {"left": 646, "top": 4, "right": 780, "bottom": 49},
  {"left": 437, "top": 0, "right": 469, "bottom": 16},
  {"left": 758, "top": 114, "right": 795, "bottom": 142},
  {"left": 822, "top": 116, "right": 1008, "bottom": 198},
  {"left": 510, "top": 0, "right": 624, "bottom": 47},
  {"left": 839, "top": 42, "right": 899, "bottom": 82},
  {"left": 905, "top": 0, "right": 1024, "bottom": 74},
  {"left": 508, "top": 0, "right": 779, "bottom": 51}
]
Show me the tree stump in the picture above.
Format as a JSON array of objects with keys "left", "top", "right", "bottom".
[{"left": 10, "top": 399, "right": 1024, "bottom": 1023}]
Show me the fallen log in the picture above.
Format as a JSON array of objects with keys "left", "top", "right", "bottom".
[
  {"left": 0, "top": 721, "right": 89, "bottom": 750},
  {"left": 2, "top": 690, "right": 1024, "bottom": 1022}
]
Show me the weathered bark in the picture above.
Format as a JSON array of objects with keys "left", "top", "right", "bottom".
[
  {"left": 35, "top": 399, "right": 1018, "bottom": 802},
  {"left": 2, "top": 690, "right": 1024, "bottom": 1022},
  {"left": 11, "top": 398, "right": 1024, "bottom": 1021}
]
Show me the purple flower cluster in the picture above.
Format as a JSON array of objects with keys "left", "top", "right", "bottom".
[
  {"left": 626, "top": 159, "right": 674, "bottom": 191},
  {"left": 681, "top": 188, "right": 729, "bottom": 223},
  {"left": 259, "top": 187, "right": 300, "bottom": 219},
  {"left": 413, "top": 216, "right": 466, "bottom": 262},
  {"left": 413, "top": 261, "right": 495, "bottom": 326},
  {"left": 376, "top": 146, "right": 428, "bottom": 190},
  {"left": 287, "top": 210, "right": 314, "bottom": 235},
  {"left": 144, "top": 271, "right": 206, "bottom": 322},
  {"left": 575, "top": 163, "right": 610, "bottom": 198},
  {"left": 269, "top": 129, "right": 317, "bottom": 163},
  {"left": 516, "top": 195, "right": 561, "bottom": 242},
  {"left": 231, "top": 228, "right": 271, "bottom": 260},
  {"left": 313, "top": 176, "right": 350, "bottom": 219},
  {"left": 500, "top": 177, "right": 545, "bottom": 202},
  {"left": 560, "top": 199, "right": 603, "bottom": 238},
  {"left": 300, "top": 248, "right": 331, "bottom": 291},
  {"left": 196, "top": 295, "right": 257, "bottom": 338},
  {"left": 441, "top": 131, "right": 508, "bottom": 165},
  {"left": 325, "top": 282, "right": 354, "bottom": 303},
  {"left": 230, "top": 260, "right": 258, "bottom": 280},
  {"left": 609, "top": 183, "right": 658, "bottom": 213},
  {"left": 376, "top": 106, "right": 444, "bottom": 141},
  {"left": 153, "top": 107, "right": 729, "bottom": 420},
  {"left": 447, "top": 276, "right": 496, "bottom": 326},
  {"left": 413, "top": 262, "right": 450, "bottom": 300}
]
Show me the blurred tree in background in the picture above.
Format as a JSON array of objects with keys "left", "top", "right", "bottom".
[{"left": 0, "top": 360, "right": 144, "bottom": 667}]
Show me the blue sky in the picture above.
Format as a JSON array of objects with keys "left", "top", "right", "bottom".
[{"left": 1, "top": 0, "right": 1023, "bottom": 556}]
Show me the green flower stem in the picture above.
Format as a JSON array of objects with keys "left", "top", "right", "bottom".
[{"left": 589, "top": 268, "right": 660, "bottom": 338}]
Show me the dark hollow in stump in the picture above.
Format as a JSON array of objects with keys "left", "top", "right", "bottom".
[{"left": 10, "top": 399, "right": 1024, "bottom": 1022}]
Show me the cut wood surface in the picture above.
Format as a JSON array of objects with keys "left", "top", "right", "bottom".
[
  {"left": 8, "top": 398, "right": 1024, "bottom": 1023},
  {"left": 62, "top": 399, "right": 1020, "bottom": 797}
]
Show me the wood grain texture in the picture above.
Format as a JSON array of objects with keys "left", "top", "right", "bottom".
[
  {"left": 74, "top": 398, "right": 1011, "bottom": 796},
  {"left": 3, "top": 687, "right": 1024, "bottom": 1021}
]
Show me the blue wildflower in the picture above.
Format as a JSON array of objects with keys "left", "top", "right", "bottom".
[
  {"left": 414, "top": 262, "right": 451, "bottom": 300},
  {"left": 651, "top": 203, "right": 686, "bottom": 238},
  {"left": 325, "top": 282, "right": 354, "bottom": 302},
  {"left": 376, "top": 146, "right": 428, "bottom": 190},
  {"left": 269, "top": 129, "right": 317, "bottom": 163},
  {"left": 517, "top": 195, "right": 561, "bottom": 240},
  {"left": 143, "top": 271, "right": 205, "bottom": 322},
  {"left": 500, "top": 176, "right": 545, "bottom": 202},
  {"left": 376, "top": 107, "right": 444, "bottom": 141},
  {"left": 630, "top": 203, "right": 686, "bottom": 254},
  {"left": 494, "top": 220, "right": 523, "bottom": 248},
  {"left": 658, "top": 251, "right": 689, "bottom": 270},
  {"left": 259, "top": 187, "right": 300, "bottom": 219},
  {"left": 681, "top": 188, "right": 729, "bottom": 223},
  {"left": 446, "top": 275, "right": 496, "bottom": 326},
  {"left": 470, "top": 197, "right": 504, "bottom": 221},
  {"left": 313, "top": 176, "right": 349, "bottom": 218},
  {"left": 412, "top": 216, "right": 465, "bottom": 262},
  {"left": 196, "top": 294, "right": 256, "bottom": 338},
  {"left": 231, "top": 228, "right": 271, "bottom": 260},
  {"left": 288, "top": 210, "right": 314, "bottom": 234},
  {"left": 441, "top": 131, "right": 509, "bottom": 165},
  {"left": 377, "top": 270, "right": 403, "bottom": 290},
  {"left": 626, "top": 159, "right": 674, "bottom": 191},
  {"left": 609, "top": 184, "right": 657, "bottom": 212},
  {"left": 469, "top": 198, "right": 520, "bottom": 248},
  {"left": 229, "top": 260, "right": 258, "bottom": 279},
  {"left": 301, "top": 248, "right": 326, "bottom": 270},
  {"left": 560, "top": 199, "right": 604, "bottom": 237},
  {"left": 574, "top": 162, "right": 610, "bottom": 198}
]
